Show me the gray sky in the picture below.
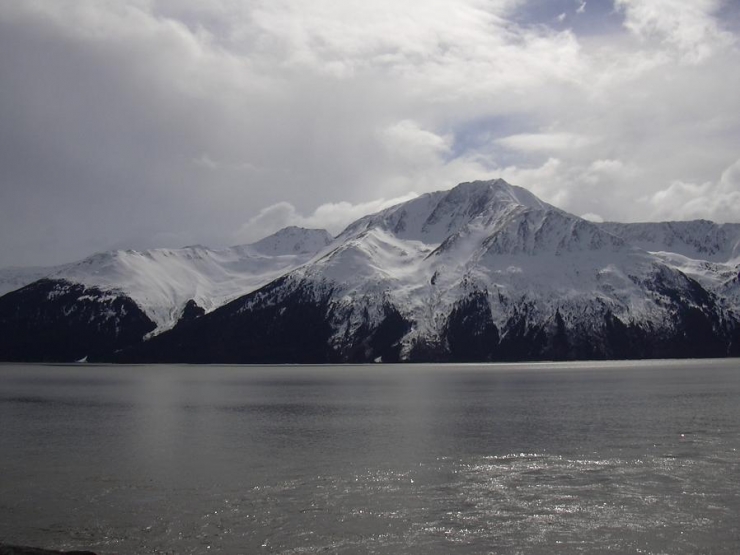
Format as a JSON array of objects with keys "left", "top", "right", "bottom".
[{"left": 1, "top": 0, "right": 739, "bottom": 267}]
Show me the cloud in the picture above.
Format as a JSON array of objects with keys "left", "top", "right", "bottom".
[
  {"left": 615, "top": 0, "right": 735, "bottom": 62},
  {"left": 381, "top": 120, "right": 453, "bottom": 165},
  {"left": 496, "top": 158, "right": 574, "bottom": 209},
  {"left": 644, "top": 158, "right": 740, "bottom": 222},
  {"left": 193, "top": 154, "right": 259, "bottom": 173},
  {"left": 582, "top": 159, "right": 640, "bottom": 185},
  {"left": 235, "top": 193, "right": 420, "bottom": 243},
  {"left": 496, "top": 132, "right": 597, "bottom": 152},
  {"left": 581, "top": 213, "right": 604, "bottom": 222},
  {"left": 0, "top": 0, "right": 739, "bottom": 266},
  {"left": 589, "top": 159, "right": 626, "bottom": 173}
]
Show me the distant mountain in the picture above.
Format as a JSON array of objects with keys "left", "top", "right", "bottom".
[
  {"left": 1, "top": 179, "right": 739, "bottom": 362},
  {"left": 598, "top": 220, "right": 740, "bottom": 323},
  {"left": 599, "top": 220, "right": 740, "bottom": 262},
  {"left": 249, "top": 226, "right": 334, "bottom": 256},
  {"left": 0, "top": 264, "right": 70, "bottom": 297},
  {"left": 0, "top": 228, "right": 333, "bottom": 335},
  {"left": 0, "top": 228, "right": 333, "bottom": 361},
  {"left": 0, "top": 279, "right": 155, "bottom": 362}
]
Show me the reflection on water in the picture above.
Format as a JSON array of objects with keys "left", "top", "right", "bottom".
[{"left": 0, "top": 360, "right": 739, "bottom": 554}]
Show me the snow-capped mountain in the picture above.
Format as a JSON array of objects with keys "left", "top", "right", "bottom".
[
  {"left": 337, "top": 179, "right": 557, "bottom": 244},
  {"left": 0, "top": 264, "right": 69, "bottom": 297},
  {"left": 598, "top": 220, "right": 740, "bottom": 320},
  {"left": 0, "top": 227, "right": 334, "bottom": 335},
  {"left": 250, "top": 226, "right": 334, "bottom": 256},
  {"left": 2, "top": 179, "right": 739, "bottom": 363},
  {"left": 599, "top": 220, "right": 740, "bottom": 262},
  {"left": 111, "top": 179, "right": 740, "bottom": 363}
]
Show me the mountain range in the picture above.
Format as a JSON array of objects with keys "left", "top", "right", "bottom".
[{"left": 1, "top": 179, "right": 739, "bottom": 363}]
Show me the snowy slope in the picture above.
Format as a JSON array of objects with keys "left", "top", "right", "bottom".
[
  {"left": 599, "top": 220, "right": 740, "bottom": 262},
  {"left": 600, "top": 220, "right": 740, "bottom": 313},
  {"left": 234, "top": 179, "right": 736, "bottom": 360},
  {"left": 645, "top": 251, "right": 740, "bottom": 313},
  {"left": 0, "top": 264, "right": 70, "bottom": 297},
  {"left": 0, "top": 228, "right": 334, "bottom": 333},
  {"left": 115, "top": 178, "right": 738, "bottom": 364},
  {"left": 250, "top": 227, "right": 334, "bottom": 255},
  {"left": 4, "top": 179, "right": 740, "bottom": 363}
]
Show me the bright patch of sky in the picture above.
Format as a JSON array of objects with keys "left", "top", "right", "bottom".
[
  {"left": 513, "top": 0, "right": 626, "bottom": 36},
  {"left": 446, "top": 115, "right": 529, "bottom": 164}
]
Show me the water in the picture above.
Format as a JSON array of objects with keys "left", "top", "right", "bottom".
[{"left": 1, "top": 360, "right": 739, "bottom": 554}]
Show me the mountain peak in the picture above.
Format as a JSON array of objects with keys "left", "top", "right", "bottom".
[
  {"left": 249, "top": 226, "right": 334, "bottom": 256},
  {"left": 448, "top": 178, "right": 510, "bottom": 193},
  {"left": 433, "top": 179, "right": 552, "bottom": 220},
  {"left": 339, "top": 178, "right": 554, "bottom": 244},
  {"left": 446, "top": 179, "right": 551, "bottom": 211}
]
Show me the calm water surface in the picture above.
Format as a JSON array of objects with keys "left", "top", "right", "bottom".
[{"left": 1, "top": 360, "right": 739, "bottom": 554}]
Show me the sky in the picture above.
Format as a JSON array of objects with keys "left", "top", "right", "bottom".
[{"left": 1, "top": 0, "right": 740, "bottom": 267}]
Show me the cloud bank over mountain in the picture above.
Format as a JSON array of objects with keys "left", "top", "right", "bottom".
[{"left": 1, "top": 0, "right": 739, "bottom": 266}]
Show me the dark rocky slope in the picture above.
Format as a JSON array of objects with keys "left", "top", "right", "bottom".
[{"left": 0, "top": 279, "right": 155, "bottom": 362}]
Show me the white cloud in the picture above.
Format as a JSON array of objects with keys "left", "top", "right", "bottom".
[
  {"left": 615, "top": 0, "right": 735, "bottom": 62},
  {"left": 497, "top": 132, "right": 597, "bottom": 152},
  {"left": 235, "top": 193, "right": 420, "bottom": 243},
  {"left": 644, "top": 158, "right": 740, "bottom": 222},
  {"left": 589, "top": 159, "right": 626, "bottom": 173},
  {"left": 193, "top": 154, "right": 259, "bottom": 173},
  {"left": 381, "top": 120, "right": 453, "bottom": 164},
  {"left": 581, "top": 213, "right": 604, "bottom": 222},
  {"left": 582, "top": 159, "right": 640, "bottom": 185},
  {"left": 495, "top": 157, "right": 591, "bottom": 211}
]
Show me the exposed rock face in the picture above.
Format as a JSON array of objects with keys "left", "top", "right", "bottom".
[{"left": 178, "top": 299, "right": 205, "bottom": 323}]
